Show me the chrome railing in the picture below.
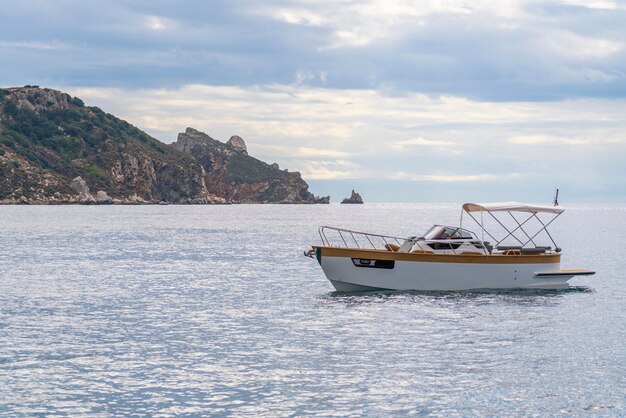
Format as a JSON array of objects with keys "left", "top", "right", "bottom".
[
  {"left": 318, "top": 226, "right": 490, "bottom": 255},
  {"left": 318, "top": 225, "right": 407, "bottom": 250}
]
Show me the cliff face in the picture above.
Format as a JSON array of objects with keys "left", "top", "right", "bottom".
[
  {"left": 0, "top": 87, "right": 328, "bottom": 204},
  {"left": 0, "top": 87, "right": 223, "bottom": 204},
  {"left": 173, "top": 128, "right": 329, "bottom": 203}
]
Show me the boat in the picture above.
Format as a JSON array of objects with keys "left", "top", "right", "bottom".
[{"left": 305, "top": 201, "right": 595, "bottom": 291}]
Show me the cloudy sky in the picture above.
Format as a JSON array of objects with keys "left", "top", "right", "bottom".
[{"left": 2, "top": 0, "right": 625, "bottom": 202}]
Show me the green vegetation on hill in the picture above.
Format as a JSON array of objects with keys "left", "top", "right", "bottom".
[
  {"left": 226, "top": 151, "right": 286, "bottom": 183},
  {"left": 0, "top": 88, "right": 203, "bottom": 202}
]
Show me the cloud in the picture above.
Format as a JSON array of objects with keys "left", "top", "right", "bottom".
[
  {"left": 559, "top": 0, "right": 625, "bottom": 10},
  {"left": 266, "top": 8, "right": 327, "bottom": 26},
  {"left": 544, "top": 31, "right": 622, "bottom": 60},
  {"left": 0, "top": 40, "right": 80, "bottom": 51},
  {"left": 392, "top": 137, "right": 456, "bottom": 150},
  {"left": 1, "top": 0, "right": 625, "bottom": 101},
  {"left": 144, "top": 16, "right": 174, "bottom": 31},
  {"left": 390, "top": 172, "right": 520, "bottom": 182},
  {"left": 298, "top": 160, "right": 363, "bottom": 180},
  {"left": 508, "top": 135, "right": 591, "bottom": 145},
  {"left": 254, "top": 144, "right": 349, "bottom": 158}
]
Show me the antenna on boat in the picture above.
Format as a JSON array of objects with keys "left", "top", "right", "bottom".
[{"left": 553, "top": 188, "right": 559, "bottom": 206}]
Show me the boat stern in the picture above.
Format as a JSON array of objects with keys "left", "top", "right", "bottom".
[{"left": 532, "top": 269, "right": 595, "bottom": 287}]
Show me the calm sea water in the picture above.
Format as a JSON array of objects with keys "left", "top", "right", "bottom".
[{"left": 0, "top": 204, "right": 624, "bottom": 416}]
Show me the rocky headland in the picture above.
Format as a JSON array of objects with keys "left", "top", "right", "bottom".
[
  {"left": 0, "top": 86, "right": 329, "bottom": 204},
  {"left": 173, "top": 128, "right": 329, "bottom": 204}
]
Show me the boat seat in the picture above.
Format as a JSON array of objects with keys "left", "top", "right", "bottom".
[
  {"left": 410, "top": 249, "right": 434, "bottom": 254},
  {"left": 497, "top": 245, "right": 522, "bottom": 251},
  {"left": 521, "top": 247, "right": 547, "bottom": 254},
  {"left": 385, "top": 243, "right": 400, "bottom": 252}
]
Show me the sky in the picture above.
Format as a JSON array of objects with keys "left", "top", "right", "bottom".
[{"left": 1, "top": 0, "right": 625, "bottom": 202}]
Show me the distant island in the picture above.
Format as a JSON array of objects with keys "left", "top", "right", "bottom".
[
  {"left": 0, "top": 86, "right": 329, "bottom": 204},
  {"left": 341, "top": 189, "right": 364, "bottom": 204}
]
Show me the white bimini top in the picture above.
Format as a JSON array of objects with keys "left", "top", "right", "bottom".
[{"left": 462, "top": 202, "right": 565, "bottom": 214}]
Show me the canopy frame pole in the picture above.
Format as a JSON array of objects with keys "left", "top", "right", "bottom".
[
  {"left": 540, "top": 213, "right": 560, "bottom": 248},
  {"left": 509, "top": 211, "right": 537, "bottom": 246},
  {"left": 498, "top": 211, "right": 536, "bottom": 246},
  {"left": 481, "top": 210, "right": 484, "bottom": 242},
  {"left": 522, "top": 212, "right": 561, "bottom": 248},
  {"left": 465, "top": 211, "right": 498, "bottom": 243},
  {"left": 486, "top": 211, "right": 525, "bottom": 246}
]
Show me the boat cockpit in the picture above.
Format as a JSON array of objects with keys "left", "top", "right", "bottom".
[
  {"left": 393, "top": 225, "right": 486, "bottom": 254},
  {"left": 422, "top": 225, "right": 475, "bottom": 241}
]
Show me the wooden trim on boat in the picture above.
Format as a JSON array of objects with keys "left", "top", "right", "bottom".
[{"left": 314, "top": 246, "right": 561, "bottom": 264}]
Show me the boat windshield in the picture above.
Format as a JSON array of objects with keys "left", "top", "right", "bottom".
[{"left": 422, "top": 225, "right": 475, "bottom": 240}]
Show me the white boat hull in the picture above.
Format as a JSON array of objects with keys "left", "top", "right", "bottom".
[{"left": 315, "top": 247, "right": 590, "bottom": 291}]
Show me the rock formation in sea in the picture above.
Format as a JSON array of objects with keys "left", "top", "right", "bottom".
[
  {"left": 341, "top": 189, "right": 364, "bottom": 204},
  {"left": 0, "top": 86, "right": 329, "bottom": 204}
]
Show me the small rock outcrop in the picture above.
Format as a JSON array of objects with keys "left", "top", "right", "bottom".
[
  {"left": 95, "top": 190, "right": 112, "bottom": 204},
  {"left": 70, "top": 176, "right": 95, "bottom": 202},
  {"left": 2, "top": 86, "right": 74, "bottom": 113},
  {"left": 226, "top": 135, "right": 247, "bottom": 154},
  {"left": 341, "top": 189, "right": 364, "bottom": 204}
]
